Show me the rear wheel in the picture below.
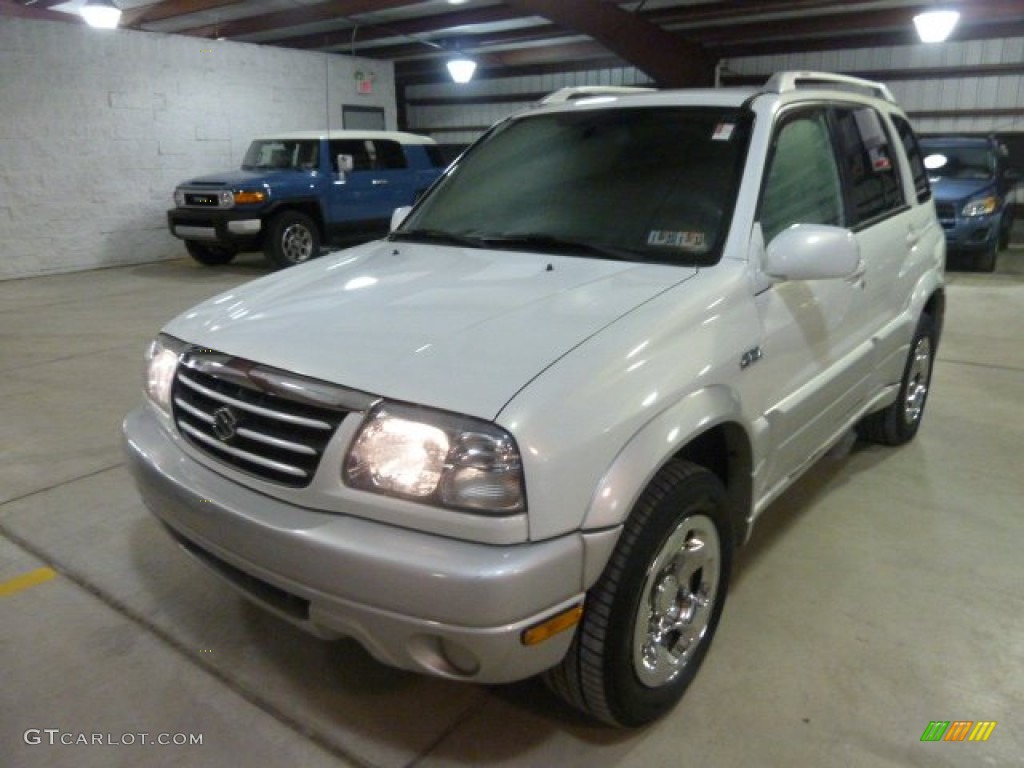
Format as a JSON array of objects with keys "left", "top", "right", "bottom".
[
  {"left": 544, "top": 460, "right": 732, "bottom": 726},
  {"left": 857, "top": 312, "right": 936, "bottom": 445},
  {"left": 264, "top": 211, "right": 321, "bottom": 268},
  {"left": 185, "top": 241, "right": 236, "bottom": 266}
]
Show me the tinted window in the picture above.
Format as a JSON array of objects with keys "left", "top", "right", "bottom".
[
  {"left": 374, "top": 140, "right": 408, "bottom": 170},
  {"left": 330, "top": 139, "right": 374, "bottom": 172},
  {"left": 892, "top": 115, "right": 931, "bottom": 203},
  {"left": 833, "top": 107, "right": 905, "bottom": 224},
  {"left": 424, "top": 145, "right": 448, "bottom": 168},
  {"left": 242, "top": 140, "right": 318, "bottom": 171},
  {"left": 760, "top": 109, "right": 844, "bottom": 243}
]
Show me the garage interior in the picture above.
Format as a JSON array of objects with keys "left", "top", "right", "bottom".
[{"left": 2, "top": 1, "right": 1023, "bottom": 766}]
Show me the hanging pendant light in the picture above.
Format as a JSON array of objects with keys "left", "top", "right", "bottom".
[
  {"left": 913, "top": 10, "right": 959, "bottom": 43},
  {"left": 81, "top": 0, "right": 122, "bottom": 30},
  {"left": 447, "top": 56, "right": 477, "bottom": 84}
]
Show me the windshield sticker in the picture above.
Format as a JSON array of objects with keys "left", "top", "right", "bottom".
[
  {"left": 712, "top": 123, "right": 735, "bottom": 141},
  {"left": 647, "top": 230, "right": 706, "bottom": 249}
]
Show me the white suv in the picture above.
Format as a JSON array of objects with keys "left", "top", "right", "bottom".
[{"left": 124, "top": 72, "right": 945, "bottom": 726}]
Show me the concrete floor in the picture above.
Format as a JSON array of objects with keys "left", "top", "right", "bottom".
[{"left": 2, "top": 241, "right": 1023, "bottom": 768}]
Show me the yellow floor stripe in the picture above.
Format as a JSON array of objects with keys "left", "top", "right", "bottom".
[{"left": 0, "top": 567, "right": 57, "bottom": 597}]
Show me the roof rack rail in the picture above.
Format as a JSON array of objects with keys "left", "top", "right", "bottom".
[
  {"left": 764, "top": 71, "right": 895, "bottom": 103},
  {"left": 539, "top": 85, "right": 657, "bottom": 104}
]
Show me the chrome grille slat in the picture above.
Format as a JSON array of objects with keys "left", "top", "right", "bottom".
[
  {"left": 172, "top": 350, "right": 352, "bottom": 487},
  {"left": 177, "top": 372, "right": 333, "bottom": 429},
  {"left": 174, "top": 396, "right": 317, "bottom": 456},
  {"left": 179, "top": 422, "right": 309, "bottom": 479}
]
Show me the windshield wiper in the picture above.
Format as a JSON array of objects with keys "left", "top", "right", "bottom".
[
  {"left": 390, "top": 228, "right": 485, "bottom": 248},
  {"left": 479, "top": 233, "right": 644, "bottom": 262}
]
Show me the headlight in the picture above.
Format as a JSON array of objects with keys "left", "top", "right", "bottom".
[
  {"left": 218, "top": 190, "right": 235, "bottom": 208},
  {"left": 173, "top": 188, "right": 186, "bottom": 207},
  {"left": 962, "top": 196, "right": 997, "bottom": 217},
  {"left": 345, "top": 403, "right": 525, "bottom": 514},
  {"left": 144, "top": 335, "right": 186, "bottom": 415}
]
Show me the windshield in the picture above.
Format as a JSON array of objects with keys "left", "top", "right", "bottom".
[
  {"left": 242, "top": 139, "right": 319, "bottom": 171},
  {"left": 396, "top": 107, "right": 750, "bottom": 265},
  {"left": 920, "top": 143, "right": 996, "bottom": 181}
]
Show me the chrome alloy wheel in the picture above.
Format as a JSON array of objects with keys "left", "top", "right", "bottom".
[
  {"left": 281, "top": 223, "right": 315, "bottom": 263},
  {"left": 632, "top": 513, "right": 721, "bottom": 688},
  {"left": 902, "top": 336, "right": 932, "bottom": 426}
]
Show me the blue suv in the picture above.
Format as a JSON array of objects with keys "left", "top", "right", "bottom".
[
  {"left": 168, "top": 131, "right": 444, "bottom": 268},
  {"left": 920, "top": 135, "right": 1020, "bottom": 271}
]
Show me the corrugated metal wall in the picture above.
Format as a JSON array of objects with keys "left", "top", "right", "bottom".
[
  {"left": 727, "top": 37, "right": 1024, "bottom": 135},
  {"left": 404, "top": 36, "right": 1024, "bottom": 141},
  {"left": 405, "top": 67, "right": 654, "bottom": 145}
]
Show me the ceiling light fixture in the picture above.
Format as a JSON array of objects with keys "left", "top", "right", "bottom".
[
  {"left": 80, "top": 0, "right": 121, "bottom": 29},
  {"left": 447, "top": 56, "right": 477, "bottom": 84},
  {"left": 913, "top": 9, "right": 959, "bottom": 43}
]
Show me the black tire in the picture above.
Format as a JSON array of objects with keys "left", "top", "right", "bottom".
[
  {"left": 544, "top": 460, "right": 732, "bottom": 727},
  {"left": 976, "top": 241, "right": 997, "bottom": 273},
  {"left": 185, "top": 241, "right": 236, "bottom": 266},
  {"left": 997, "top": 218, "right": 1011, "bottom": 251},
  {"left": 857, "top": 312, "right": 936, "bottom": 446},
  {"left": 264, "top": 211, "right": 321, "bottom": 268}
]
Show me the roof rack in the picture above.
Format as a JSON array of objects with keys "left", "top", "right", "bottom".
[
  {"left": 764, "top": 71, "right": 895, "bottom": 104},
  {"left": 539, "top": 85, "right": 657, "bottom": 104}
]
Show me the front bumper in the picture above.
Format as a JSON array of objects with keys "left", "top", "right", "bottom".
[
  {"left": 122, "top": 405, "right": 588, "bottom": 683},
  {"left": 938, "top": 215, "right": 999, "bottom": 253},
  {"left": 167, "top": 208, "right": 263, "bottom": 248}
]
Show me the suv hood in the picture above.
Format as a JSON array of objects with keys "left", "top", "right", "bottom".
[
  {"left": 163, "top": 241, "right": 696, "bottom": 419},
  {"left": 929, "top": 176, "right": 996, "bottom": 203},
  {"left": 177, "top": 169, "right": 296, "bottom": 187}
]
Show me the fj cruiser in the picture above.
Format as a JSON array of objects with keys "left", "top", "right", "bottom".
[
  {"left": 920, "top": 135, "right": 1019, "bottom": 271},
  {"left": 167, "top": 130, "right": 444, "bottom": 268},
  {"left": 126, "top": 72, "right": 945, "bottom": 726}
]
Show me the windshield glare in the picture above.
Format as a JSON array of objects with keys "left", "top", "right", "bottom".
[
  {"left": 242, "top": 140, "right": 319, "bottom": 171},
  {"left": 401, "top": 107, "right": 750, "bottom": 264},
  {"left": 921, "top": 144, "right": 996, "bottom": 180}
]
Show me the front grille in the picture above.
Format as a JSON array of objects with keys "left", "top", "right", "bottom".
[
  {"left": 935, "top": 202, "right": 956, "bottom": 222},
  {"left": 172, "top": 351, "right": 354, "bottom": 487},
  {"left": 184, "top": 191, "right": 224, "bottom": 207}
]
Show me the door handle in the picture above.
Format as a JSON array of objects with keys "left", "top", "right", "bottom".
[{"left": 372, "top": 179, "right": 389, "bottom": 186}]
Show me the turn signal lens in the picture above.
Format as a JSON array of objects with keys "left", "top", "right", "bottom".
[
  {"left": 521, "top": 605, "right": 584, "bottom": 646},
  {"left": 234, "top": 190, "right": 267, "bottom": 205}
]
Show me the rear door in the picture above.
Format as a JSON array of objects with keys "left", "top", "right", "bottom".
[{"left": 326, "top": 139, "right": 411, "bottom": 229}]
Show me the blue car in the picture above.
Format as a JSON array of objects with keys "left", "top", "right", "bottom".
[
  {"left": 920, "top": 136, "right": 1020, "bottom": 271},
  {"left": 168, "top": 131, "right": 445, "bottom": 268}
]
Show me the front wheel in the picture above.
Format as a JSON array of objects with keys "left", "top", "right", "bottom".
[
  {"left": 264, "top": 211, "right": 321, "bottom": 268},
  {"left": 544, "top": 460, "right": 732, "bottom": 726},
  {"left": 185, "top": 241, "right": 236, "bottom": 266},
  {"left": 857, "top": 312, "right": 936, "bottom": 445}
]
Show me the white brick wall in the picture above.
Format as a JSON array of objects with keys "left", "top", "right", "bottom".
[{"left": 0, "top": 17, "right": 397, "bottom": 279}]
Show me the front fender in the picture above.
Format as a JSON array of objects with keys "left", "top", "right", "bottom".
[{"left": 581, "top": 385, "right": 749, "bottom": 534}]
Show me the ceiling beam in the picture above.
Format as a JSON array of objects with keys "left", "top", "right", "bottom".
[
  {"left": 175, "top": 0, "right": 432, "bottom": 39},
  {"left": 122, "top": 1, "right": 246, "bottom": 28},
  {"left": 502, "top": 0, "right": 712, "bottom": 87},
  {"left": 259, "top": 5, "right": 519, "bottom": 51}
]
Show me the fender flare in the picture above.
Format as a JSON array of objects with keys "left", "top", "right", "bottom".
[{"left": 585, "top": 382, "right": 753, "bottom": 536}]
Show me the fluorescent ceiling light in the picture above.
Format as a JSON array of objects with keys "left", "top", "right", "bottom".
[
  {"left": 80, "top": 0, "right": 121, "bottom": 29},
  {"left": 913, "top": 10, "right": 959, "bottom": 43},
  {"left": 447, "top": 57, "right": 477, "bottom": 84}
]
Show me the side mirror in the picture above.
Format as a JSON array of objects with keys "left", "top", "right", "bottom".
[
  {"left": 390, "top": 206, "right": 412, "bottom": 232},
  {"left": 336, "top": 154, "right": 354, "bottom": 178},
  {"left": 763, "top": 224, "right": 862, "bottom": 281}
]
